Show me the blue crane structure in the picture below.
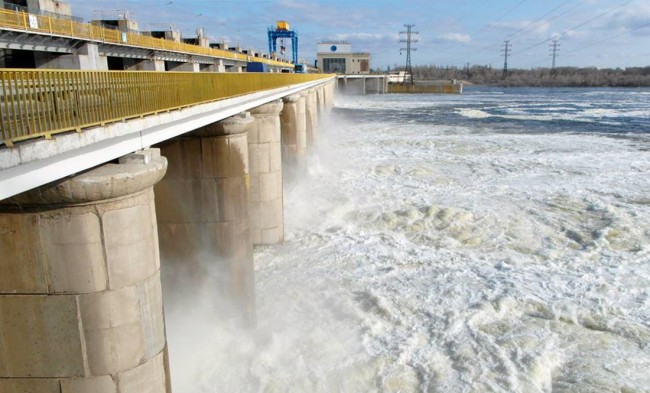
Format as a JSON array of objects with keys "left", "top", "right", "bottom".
[{"left": 267, "top": 21, "right": 298, "bottom": 65}]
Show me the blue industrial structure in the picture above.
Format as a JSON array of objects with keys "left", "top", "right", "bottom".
[
  {"left": 268, "top": 21, "right": 298, "bottom": 65},
  {"left": 246, "top": 62, "right": 269, "bottom": 72}
]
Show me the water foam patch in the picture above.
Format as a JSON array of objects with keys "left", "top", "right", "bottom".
[{"left": 164, "top": 87, "right": 650, "bottom": 393}]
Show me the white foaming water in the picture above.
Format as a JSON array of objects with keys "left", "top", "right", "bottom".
[
  {"left": 165, "top": 88, "right": 650, "bottom": 392},
  {"left": 457, "top": 108, "right": 492, "bottom": 119}
]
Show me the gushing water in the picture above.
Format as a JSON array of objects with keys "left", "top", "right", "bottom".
[{"left": 165, "top": 87, "right": 650, "bottom": 393}]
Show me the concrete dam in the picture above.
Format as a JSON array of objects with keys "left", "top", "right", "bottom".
[
  {"left": 0, "top": 2, "right": 337, "bottom": 391},
  {"left": 0, "top": 70, "right": 336, "bottom": 392}
]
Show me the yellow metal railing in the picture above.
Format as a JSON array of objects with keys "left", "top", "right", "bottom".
[
  {"left": 0, "top": 8, "right": 291, "bottom": 67},
  {"left": 0, "top": 69, "right": 332, "bottom": 146}
]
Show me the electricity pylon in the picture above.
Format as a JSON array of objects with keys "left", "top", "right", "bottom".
[{"left": 399, "top": 24, "right": 418, "bottom": 84}]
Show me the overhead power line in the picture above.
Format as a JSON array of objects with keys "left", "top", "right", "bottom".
[
  {"left": 444, "top": 0, "right": 580, "bottom": 67},
  {"left": 439, "top": 0, "right": 529, "bottom": 65},
  {"left": 521, "top": 20, "right": 650, "bottom": 68},
  {"left": 480, "top": 0, "right": 528, "bottom": 35},
  {"left": 470, "top": 0, "right": 587, "bottom": 66},
  {"left": 505, "top": 0, "right": 578, "bottom": 40},
  {"left": 563, "top": 21, "right": 650, "bottom": 57},
  {"left": 518, "top": 0, "right": 634, "bottom": 54}
]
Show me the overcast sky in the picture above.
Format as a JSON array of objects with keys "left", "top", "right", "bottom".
[{"left": 66, "top": 0, "right": 650, "bottom": 70}]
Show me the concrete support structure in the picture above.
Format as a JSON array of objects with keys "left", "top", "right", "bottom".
[
  {"left": 313, "top": 81, "right": 335, "bottom": 122},
  {"left": 340, "top": 77, "right": 364, "bottom": 95},
  {"left": 29, "top": 0, "right": 73, "bottom": 16},
  {"left": 324, "top": 80, "right": 335, "bottom": 110},
  {"left": 35, "top": 43, "right": 108, "bottom": 70},
  {"left": 216, "top": 59, "right": 226, "bottom": 72},
  {"left": 305, "top": 89, "right": 319, "bottom": 148},
  {"left": 280, "top": 93, "right": 307, "bottom": 179},
  {"left": 125, "top": 59, "right": 166, "bottom": 71},
  {"left": 198, "top": 63, "right": 220, "bottom": 72},
  {"left": 0, "top": 149, "right": 171, "bottom": 393},
  {"left": 165, "top": 62, "right": 200, "bottom": 72},
  {"left": 315, "top": 86, "right": 326, "bottom": 121},
  {"left": 155, "top": 114, "right": 255, "bottom": 320},
  {"left": 365, "top": 77, "right": 388, "bottom": 94},
  {"left": 247, "top": 100, "right": 284, "bottom": 245},
  {"left": 337, "top": 75, "right": 388, "bottom": 95}
]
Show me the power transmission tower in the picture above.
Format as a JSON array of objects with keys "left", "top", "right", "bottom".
[
  {"left": 501, "top": 40, "right": 511, "bottom": 78},
  {"left": 399, "top": 24, "right": 418, "bottom": 84},
  {"left": 549, "top": 40, "right": 560, "bottom": 74}
]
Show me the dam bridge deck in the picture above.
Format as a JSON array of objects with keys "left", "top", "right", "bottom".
[{"left": 0, "top": 69, "right": 333, "bottom": 200}]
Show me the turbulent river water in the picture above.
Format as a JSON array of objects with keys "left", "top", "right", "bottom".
[{"left": 165, "top": 87, "right": 650, "bottom": 393}]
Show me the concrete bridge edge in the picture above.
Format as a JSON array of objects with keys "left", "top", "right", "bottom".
[{"left": 0, "top": 77, "right": 335, "bottom": 202}]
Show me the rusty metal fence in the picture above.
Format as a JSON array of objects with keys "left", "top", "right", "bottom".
[
  {"left": 0, "top": 69, "right": 331, "bottom": 146},
  {"left": 387, "top": 83, "right": 463, "bottom": 94}
]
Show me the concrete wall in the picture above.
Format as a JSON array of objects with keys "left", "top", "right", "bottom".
[
  {"left": 28, "top": 0, "right": 72, "bottom": 16},
  {"left": 0, "top": 149, "right": 171, "bottom": 393}
]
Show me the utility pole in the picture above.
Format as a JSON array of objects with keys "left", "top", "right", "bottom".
[
  {"left": 501, "top": 40, "right": 511, "bottom": 78},
  {"left": 549, "top": 40, "right": 560, "bottom": 74},
  {"left": 399, "top": 24, "right": 418, "bottom": 84}
]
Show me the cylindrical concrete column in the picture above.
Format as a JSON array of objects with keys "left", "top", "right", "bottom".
[
  {"left": 248, "top": 99, "right": 284, "bottom": 245},
  {"left": 0, "top": 149, "right": 170, "bottom": 393},
  {"left": 280, "top": 93, "right": 307, "bottom": 180},
  {"left": 155, "top": 113, "right": 255, "bottom": 320},
  {"left": 325, "top": 80, "right": 336, "bottom": 110},
  {"left": 315, "top": 86, "right": 326, "bottom": 120},
  {"left": 305, "top": 89, "right": 319, "bottom": 148}
]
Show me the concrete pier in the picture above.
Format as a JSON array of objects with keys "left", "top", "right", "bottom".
[
  {"left": 280, "top": 93, "right": 307, "bottom": 179},
  {"left": 155, "top": 114, "right": 255, "bottom": 320},
  {"left": 337, "top": 75, "right": 388, "bottom": 95},
  {"left": 324, "top": 80, "right": 336, "bottom": 110},
  {"left": 248, "top": 100, "right": 284, "bottom": 245},
  {"left": 34, "top": 42, "right": 109, "bottom": 70},
  {"left": 305, "top": 89, "right": 319, "bottom": 148},
  {"left": 0, "top": 149, "right": 171, "bottom": 393},
  {"left": 316, "top": 86, "right": 326, "bottom": 120}
]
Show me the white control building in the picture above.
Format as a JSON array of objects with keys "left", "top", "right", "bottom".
[{"left": 316, "top": 41, "right": 370, "bottom": 74}]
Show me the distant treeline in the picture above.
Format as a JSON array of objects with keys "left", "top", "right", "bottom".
[{"left": 403, "top": 65, "right": 650, "bottom": 87}]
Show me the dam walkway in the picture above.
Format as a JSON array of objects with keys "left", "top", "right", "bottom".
[{"left": 0, "top": 68, "right": 336, "bottom": 393}]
